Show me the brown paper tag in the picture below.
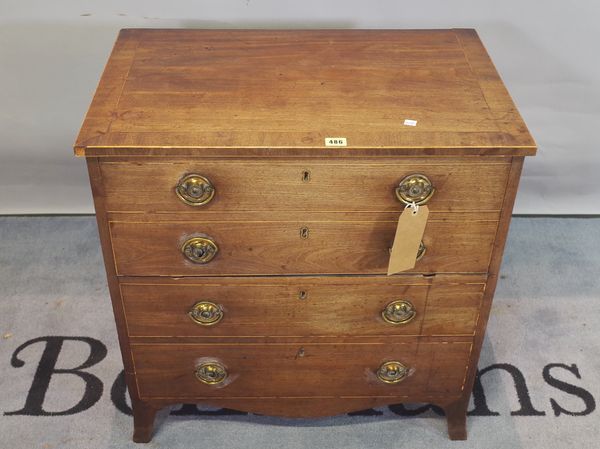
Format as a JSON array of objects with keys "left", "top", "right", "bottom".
[{"left": 387, "top": 204, "right": 429, "bottom": 275}]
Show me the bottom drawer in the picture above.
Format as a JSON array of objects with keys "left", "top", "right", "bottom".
[{"left": 132, "top": 340, "right": 472, "bottom": 399}]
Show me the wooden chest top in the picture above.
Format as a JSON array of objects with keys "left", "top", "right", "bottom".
[{"left": 74, "top": 28, "right": 536, "bottom": 157}]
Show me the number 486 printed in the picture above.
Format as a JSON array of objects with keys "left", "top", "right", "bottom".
[{"left": 324, "top": 137, "right": 347, "bottom": 147}]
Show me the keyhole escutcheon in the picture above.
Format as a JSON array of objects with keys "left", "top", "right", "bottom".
[
  {"left": 298, "top": 290, "right": 308, "bottom": 300},
  {"left": 300, "top": 226, "right": 310, "bottom": 239}
]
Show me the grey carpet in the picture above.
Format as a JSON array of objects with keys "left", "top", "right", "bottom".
[{"left": 0, "top": 216, "right": 598, "bottom": 449}]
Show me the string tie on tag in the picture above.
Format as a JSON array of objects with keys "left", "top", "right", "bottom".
[{"left": 405, "top": 201, "right": 419, "bottom": 215}]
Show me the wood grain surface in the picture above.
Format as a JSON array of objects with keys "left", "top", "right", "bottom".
[
  {"left": 74, "top": 29, "right": 536, "bottom": 156},
  {"left": 131, "top": 340, "right": 473, "bottom": 399},
  {"left": 153, "top": 396, "right": 461, "bottom": 419},
  {"left": 120, "top": 275, "right": 485, "bottom": 337},
  {"left": 442, "top": 157, "right": 526, "bottom": 440},
  {"left": 99, "top": 157, "right": 510, "bottom": 213},
  {"left": 109, "top": 218, "right": 498, "bottom": 276}
]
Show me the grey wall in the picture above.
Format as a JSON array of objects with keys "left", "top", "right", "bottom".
[{"left": 1, "top": 0, "right": 598, "bottom": 214}]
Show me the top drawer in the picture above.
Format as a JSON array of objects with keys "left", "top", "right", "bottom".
[{"left": 99, "top": 158, "right": 511, "bottom": 213}]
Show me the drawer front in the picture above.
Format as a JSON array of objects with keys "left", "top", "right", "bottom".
[
  {"left": 121, "top": 277, "right": 484, "bottom": 337},
  {"left": 109, "top": 219, "right": 497, "bottom": 276},
  {"left": 99, "top": 159, "right": 510, "bottom": 213},
  {"left": 132, "top": 341, "right": 472, "bottom": 398}
]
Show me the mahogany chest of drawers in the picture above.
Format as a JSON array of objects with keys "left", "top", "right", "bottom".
[{"left": 74, "top": 28, "right": 536, "bottom": 442}]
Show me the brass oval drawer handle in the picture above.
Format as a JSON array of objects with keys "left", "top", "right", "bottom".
[
  {"left": 182, "top": 236, "right": 219, "bottom": 264},
  {"left": 382, "top": 299, "right": 416, "bottom": 325},
  {"left": 195, "top": 361, "right": 227, "bottom": 385},
  {"left": 395, "top": 173, "right": 435, "bottom": 206},
  {"left": 388, "top": 241, "right": 426, "bottom": 261},
  {"left": 189, "top": 301, "right": 223, "bottom": 326},
  {"left": 416, "top": 241, "right": 426, "bottom": 261},
  {"left": 377, "top": 361, "right": 409, "bottom": 384},
  {"left": 176, "top": 174, "right": 215, "bottom": 206}
]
